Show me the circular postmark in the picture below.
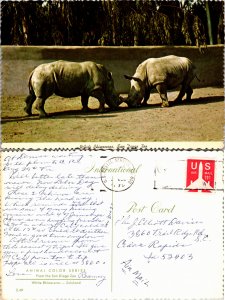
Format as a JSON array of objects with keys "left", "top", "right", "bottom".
[{"left": 100, "top": 157, "right": 138, "bottom": 192}]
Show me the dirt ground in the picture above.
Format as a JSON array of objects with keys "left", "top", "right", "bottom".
[{"left": 1, "top": 87, "right": 224, "bottom": 143}]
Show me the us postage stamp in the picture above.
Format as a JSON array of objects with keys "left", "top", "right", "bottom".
[
  {"left": 186, "top": 159, "right": 215, "bottom": 192},
  {"left": 153, "top": 156, "right": 222, "bottom": 192}
]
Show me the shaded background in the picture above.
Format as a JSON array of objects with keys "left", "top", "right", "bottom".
[{"left": 1, "top": 0, "right": 224, "bottom": 48}]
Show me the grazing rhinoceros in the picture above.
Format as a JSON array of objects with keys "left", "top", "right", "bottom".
[
  {"left": 124, "top": 55, "right": 197, "bottom": 108},
  {"left": 24, "top": 60, "right": 122, "bottom": 117}
]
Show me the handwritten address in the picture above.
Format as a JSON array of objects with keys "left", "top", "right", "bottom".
[
  {"left": 114, "top": 211, "right": 210, "bottom": 287},
  {"left": 115, "top": 214, "right": 210, "bottom": 262}
]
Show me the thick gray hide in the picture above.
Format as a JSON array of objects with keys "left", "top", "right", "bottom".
[
  {"left": 124, "top": 55, "right": 196, "bottom": 108},
  {"left": 24, "top": 60, "right": 120, "bottom": 117}
]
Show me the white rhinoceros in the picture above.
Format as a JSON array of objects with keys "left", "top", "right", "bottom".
[
  {"left": 24, "top": 60, "right": 121, "bottom": 117},
  {"left": 124, "top": 55, "right": 197, "bottom": 108}
]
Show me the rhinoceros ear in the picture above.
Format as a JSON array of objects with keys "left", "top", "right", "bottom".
[
  {"left": 124, "top": 75, "right": 142, "bottom": 83},
  {"left": 107, "top": 72, "right": 112, "bottom": 80},
  {"left": 124, "top": 74, "right": 133, "bottom": 80}
]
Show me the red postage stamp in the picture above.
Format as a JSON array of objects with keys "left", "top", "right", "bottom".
[{"left": 186, "top": 159, "right": 215, "bottom": 192}]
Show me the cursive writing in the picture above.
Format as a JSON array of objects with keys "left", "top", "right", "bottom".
[
  {"left": 121, "top": 259, "right": 149, "bottom": 287},
  {"left": 2, "top": 151, "right": 112, "bottom": 284},
  {"left": 115, "top": 214, "right": 210, "bottom": 262}
]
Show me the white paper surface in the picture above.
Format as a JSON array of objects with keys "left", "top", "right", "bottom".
[{"left": 1, "top": 147, "right": 223, "bottom": 300}]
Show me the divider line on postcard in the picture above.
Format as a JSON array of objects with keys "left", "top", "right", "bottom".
[{"left": 111, "top": 177, "right": 114, "bottom": 293}]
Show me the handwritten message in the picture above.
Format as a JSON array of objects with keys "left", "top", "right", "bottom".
[{"left": 2, "top": 151, "right": 111, "bottom": 283}]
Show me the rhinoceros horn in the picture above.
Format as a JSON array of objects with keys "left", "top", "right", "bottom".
[{"left": 118, "top": 95, "right": 126, "bottom": 105}]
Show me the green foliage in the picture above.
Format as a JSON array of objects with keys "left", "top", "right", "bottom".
[
  {"left": 192, "top": 15, "right": 207, "bottom": 50},
  {"left": 0, "top": 0, "right": 222, "bottom": 47},
  {"left": 182, "top": 12, "right": 192, "bottom": 45}
]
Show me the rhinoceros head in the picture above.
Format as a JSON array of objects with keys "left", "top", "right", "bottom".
[
  {"left": 104, "top": 72, "right": 123, "bottom": 109},
  {"left": 124, "top": 75, "right": 145, "bottom": 107}
]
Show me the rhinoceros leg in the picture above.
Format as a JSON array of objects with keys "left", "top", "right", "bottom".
[
  {"left": 186, "top": 86, "right": 193, "bottom": 101},
  {"left": 90, "top": 89, "right": 105, "bottom": 113},
  {"left": 174, "top": 84, "right": 193, "bottom": 104},
  {"left": 174, "top": 85, "right": 186, "bottom": 104},
  {"left": 155, "top": 84, "right": 169, "bottom": 107},
  {"left": 142, "top": 90, "right": 150, "bottom": 106},
  {"left": 24, "top": 94, "right": 36, "bottom": 116},
  {"left": 81, "top": 95, "right": 90, "bottom": 112},
  {"left": 174, "top": 92, "right": 184, "bottom": 104},
  {"left": 33, "top": 97, "right": 48, "bottom": 118}
]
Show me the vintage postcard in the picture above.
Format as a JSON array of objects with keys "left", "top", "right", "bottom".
[
  {"left": 1, "top": 147, "right": 223, "bottom": 299},
  {"left": 1, "top": 1, "right": 224, "bottom": 300}
]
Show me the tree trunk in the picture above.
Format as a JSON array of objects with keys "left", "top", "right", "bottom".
[
  {"left": 21, "top": 15, "right": 29, "bottom": 45},
  {"left": 205, "top": 1, "right": 213, "bottom": 45}
]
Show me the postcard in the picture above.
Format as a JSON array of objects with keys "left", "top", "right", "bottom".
[
  {"left": 1, "top": 1, "right": 224, "bottom": 300},
  {"left": 1, "top": 146, "right": 223, "bottom": 300}
]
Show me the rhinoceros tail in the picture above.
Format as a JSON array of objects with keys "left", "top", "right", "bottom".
[
  {"left": 24, "top": 71, "right": 36, "bottom": 116},
  {"left": 27, "top": 70, "right": 35, "bottom": 96}
]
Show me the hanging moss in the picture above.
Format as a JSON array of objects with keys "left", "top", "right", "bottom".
[{"left": 0, "top": 0, "right": 221, "bottom": 47}]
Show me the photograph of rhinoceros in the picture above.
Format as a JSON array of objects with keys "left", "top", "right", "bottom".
[
  {"left": 123, "top": 55, "right": 197, "bottom": 108},
  {"left": 1, "top": 0, "right": 224, "bottom": 142},
  {"left": 24, "top": 60, "right": 123, "bottom": 118}
]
